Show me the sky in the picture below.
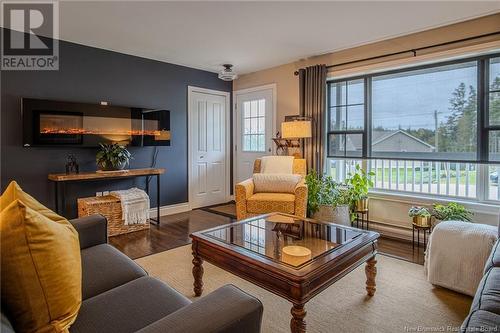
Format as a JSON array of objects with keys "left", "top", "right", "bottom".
[
  {"left": 371, "top": 61, "right": 477, "bottom": 131},
  {"left": 330, "top": 60, "right": 500, "bottom": 132}
]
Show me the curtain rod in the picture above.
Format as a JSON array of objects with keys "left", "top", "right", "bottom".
[{"left": 293, "top": 31, "right": 500, "bottom": 76}]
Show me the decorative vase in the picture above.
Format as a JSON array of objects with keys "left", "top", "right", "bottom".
[
  {"left": 413, "top": 216, "right": 431, "bottom": 227},
  {"left": 356, "top": 198, "right": 369, "bottom": 211},
  {"left": 313, "top": 205, "right": 350, "bottom": 226}
]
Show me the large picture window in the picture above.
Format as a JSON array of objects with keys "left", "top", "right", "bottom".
[
  {"left": 326, "top": 53, "right": 500, "bottom": 202},
  {"left": 372, "top": 61, "right": 477, "bottom": 161},
  {"left": 327, "top": 53, "right": 500, "bottom": 163}
]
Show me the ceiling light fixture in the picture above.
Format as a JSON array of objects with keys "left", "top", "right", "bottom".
[{"left": 218, "top": 64, "right": 238, "bottom": 81}]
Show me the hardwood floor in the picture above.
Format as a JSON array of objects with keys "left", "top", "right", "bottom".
[
  {"left": 110, "top": 209, "right": 425, "bottom": 264},
  {"left": 378, "top": 235, "right": 425, "bottom": 265},
  {"left": 109, "top": 209, "right": 231, "bottom": 259}
]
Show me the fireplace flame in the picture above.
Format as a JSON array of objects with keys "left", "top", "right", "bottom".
[{"left": 40, "top": 128, "right": 166, "bottom": 136}]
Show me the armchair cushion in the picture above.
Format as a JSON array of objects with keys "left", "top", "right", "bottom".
[
  {"left": 247, "top": 193, "right": 295, "bottom": 215},
  {"left": 253, "top": 173, "right": 301, "bottom": 194},
  {"left": 260, "top": 156, "right": 294, "bottom": 174}
]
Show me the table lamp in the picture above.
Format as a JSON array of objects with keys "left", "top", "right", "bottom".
[{"left": 273, "top": 117, "right": 312, "bottom": 158}]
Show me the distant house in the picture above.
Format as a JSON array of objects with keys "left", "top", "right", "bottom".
[{"left": 346, "top": 130, "right": 435, "bottom": 153}]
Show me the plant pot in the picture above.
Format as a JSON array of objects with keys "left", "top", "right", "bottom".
[
  {"left": 412, "top": 216, "right": 432, "bottom": 227},
  {"left": 97, "top": 160, "right": 127, "bottom": 171},
  {"left": 355, "top": 198, "right": 369, "bottom": 211},
  {"left": 313, "top": 204, "right": 350, "bottom": 226}
]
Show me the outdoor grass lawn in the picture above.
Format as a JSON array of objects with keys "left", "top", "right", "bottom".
[
  {"left": 370, "top": 167, "right": 477, "bottom": 185},
  {"left": 329, "top": 166, "right": 478, "bottom": 185}
]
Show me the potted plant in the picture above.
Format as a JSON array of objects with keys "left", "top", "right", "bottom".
[
  {"left": 432, "top": 202, "right": 473, "bottom": 223},
  {"left": 347, "top": 165, "right": 374, "bottom": 212},
  {"left": 408, "top": 206, "right": 432, "bottom": 227},
  {"left": 331, "top": 185, "right": 353, "bottom": 226},
  {"left": 305, "top": 170, "right": 351, "bottom": 225},
  {"left": 96, "top": 143, "right": 132, "bottom": 171}
]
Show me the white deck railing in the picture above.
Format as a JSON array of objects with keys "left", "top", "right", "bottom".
[{"left": 327, "top": 159, "right": 500, "bottom": 201}]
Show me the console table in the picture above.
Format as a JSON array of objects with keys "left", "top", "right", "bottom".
[{"left": 48, "top": 168, "right": 165, "bottom": 225}]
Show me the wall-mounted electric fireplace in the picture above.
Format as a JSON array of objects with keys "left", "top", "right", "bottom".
[{"left": 22, "top": 98, "right": 171, "bottom": 147}]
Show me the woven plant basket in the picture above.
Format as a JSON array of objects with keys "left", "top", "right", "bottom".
[{"left": 78, "top": 195, "right": 149, "bottom": 237}]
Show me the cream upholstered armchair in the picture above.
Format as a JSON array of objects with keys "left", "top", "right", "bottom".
[{"left": 235, "top": 158, "right": 307, "bottom": 220}]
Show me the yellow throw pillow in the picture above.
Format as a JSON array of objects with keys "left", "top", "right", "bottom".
[
  {"left": 1, "top": 200, "right": 82, "bottom": 333},
  {"left": 0, "top": 180, "right": 66, "bottom": 224}
]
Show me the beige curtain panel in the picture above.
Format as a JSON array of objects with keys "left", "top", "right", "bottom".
[{"left": 299, "top": 64, "right": 327, "bottom": 174}]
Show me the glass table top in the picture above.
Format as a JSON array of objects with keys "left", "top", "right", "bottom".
[{"left": 202, "top": 213, "right": 364, "bottom": 268}]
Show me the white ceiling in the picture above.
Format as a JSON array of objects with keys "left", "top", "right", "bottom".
[{"left": 57, "top": 1, "right": 500, "bottom": 75}]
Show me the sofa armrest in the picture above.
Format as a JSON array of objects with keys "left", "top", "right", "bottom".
[
  {"left": 235, "top": 178, "right": 255, "bottom": 220},
  {"left": 136, "top": 285, "right": 263, "bottom": 333},
  {"left": 294, "top": 179, "right": 307, "bottom": 218},
  {"left": 69, "top": 214, "right": 108, "bottom": 249}
]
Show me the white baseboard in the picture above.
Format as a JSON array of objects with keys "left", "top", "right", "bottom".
[
  {"left": 148, "top": 202, "right": 190, "bottom": 218},
  {"left": 368, "top": 221, "right": 412, "bottom": 241}
]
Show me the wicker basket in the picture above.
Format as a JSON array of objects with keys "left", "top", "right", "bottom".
[{"left": 78, "top": 195, "right": 149, "bottom": 237}]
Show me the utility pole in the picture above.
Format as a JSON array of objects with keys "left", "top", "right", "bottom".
[{"left": 434, "top": 110, "right": 438, "bottom": 152}]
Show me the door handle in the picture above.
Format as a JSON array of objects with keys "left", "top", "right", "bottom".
[
  {"left": 268, "top": 148, "right": 271, "bottom": 152},
  {"left": 200, "top": 156, "right": 204, "bottom": 159}
]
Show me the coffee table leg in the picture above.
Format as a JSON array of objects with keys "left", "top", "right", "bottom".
[
  {"left": 365, "top": 256, "right": 377, "bottom": 296},
  {"left": 290, "top": 303, "right": 306, "bottom": 333},
  {"left": 192, "top": 242, "right": 204, "bottom": 297}
]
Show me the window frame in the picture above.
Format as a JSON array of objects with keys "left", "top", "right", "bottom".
[
  {"left": 241, "top": 99, "right": 266, "bottom": 153},
  {"left": 485, "top": 57, "right": 500, "bottom": 163},
  {"left": 326, "top": 77, "right": 369, "bottom": 158},
  {"left": 326, "top": 52, "right": 500, "bottom": 164}
]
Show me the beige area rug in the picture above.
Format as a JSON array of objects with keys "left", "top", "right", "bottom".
[{"left": 136, "top": 245, "right": 472, "bottom": 333}]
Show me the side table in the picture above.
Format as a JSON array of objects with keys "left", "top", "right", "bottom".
[
  {"left": 412, "top": 223, "right": 431, "bottom": 251},
  {"left": 354, "top": 209, "right": 369, "bottom": 230}
]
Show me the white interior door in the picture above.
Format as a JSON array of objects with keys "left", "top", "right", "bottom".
[
  {"left": 189, "top": 89, "right": 228, "bottom": 209},
  {"left": 235, "top": 87, "right": 275, "bottom": 184}
]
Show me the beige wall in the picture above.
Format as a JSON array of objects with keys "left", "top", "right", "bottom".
[{"left": 233, "top": 13, "right": 500, "bottom": 125}]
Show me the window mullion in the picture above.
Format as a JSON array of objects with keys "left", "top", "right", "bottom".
[
  {"left": 477, "top": 164, "right": 488, "bottom": 202},
  {"left": 478, "top": 58, "right": 488, "bottom": 162},
  {"left": 366, "top": 77, "right": 372, "bottom": 159}
]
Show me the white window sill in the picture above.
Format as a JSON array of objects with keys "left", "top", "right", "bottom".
[{"left": 369, "top": 189, "right": 500, "bottom": 215}]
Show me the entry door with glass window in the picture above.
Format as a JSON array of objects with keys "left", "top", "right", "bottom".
[{"left": 235, "top": 88, "right": 274, "bottom": 183}]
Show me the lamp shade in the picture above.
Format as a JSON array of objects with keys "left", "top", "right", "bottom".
[{"left": 281, "top": 120, "right": 312, "bottom": 139}]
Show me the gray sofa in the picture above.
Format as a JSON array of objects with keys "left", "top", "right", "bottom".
[
  {"left": 1, "top": 215, "right": 263, "bottom": 333},
  {"left": 461, "top": 236, "right": 500, "bottom": 331}
]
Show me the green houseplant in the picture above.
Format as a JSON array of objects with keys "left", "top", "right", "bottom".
[
  {"left": 305, "top": 170, "right": 352, "bottom": 225},
  {"left": 408, "top": 206, "right": 432, "bottom": 227},
  {"left": 305, "top": 170, "right": 338, "bottom": 216},
  {"left": 432, "top": 202, "right": 473, "bottom": 222},
  {"left": 347, "top": 165, "right": 374, "bottom": 211},
  {"left": 96, "top": 143, "right": 132, "bottom": 171}
]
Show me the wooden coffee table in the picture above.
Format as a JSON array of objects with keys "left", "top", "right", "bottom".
[{"left": 190, "top": 213, "right": 380, "bottom": 333}]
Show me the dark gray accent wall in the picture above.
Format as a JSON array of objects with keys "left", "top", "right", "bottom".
[{"left": 1, "top": 37, "right": 231, "bottom": 218}]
